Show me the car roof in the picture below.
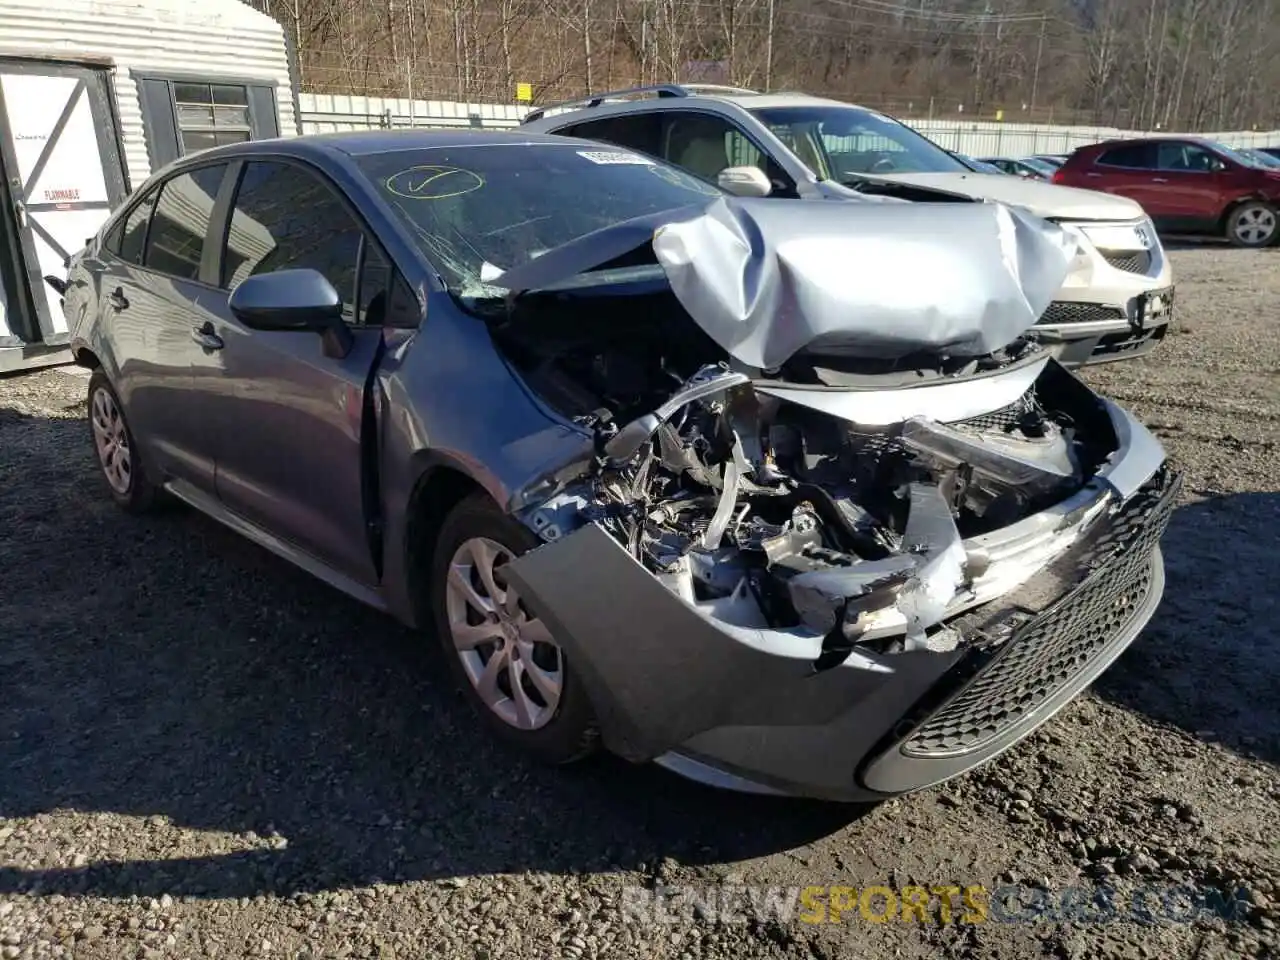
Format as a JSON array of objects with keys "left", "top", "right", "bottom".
[
  {"left": 172, "top": 128, "right": 584, "bottom": 165},
  {"left": 526, "top": 88, "right": 880, "bottom": 125},
  {"left": 1086, "top": 135, "right": 1222, "bottom": 150},
  {"left": 710, "top": 91, "right": 852, "bottom": 110}
]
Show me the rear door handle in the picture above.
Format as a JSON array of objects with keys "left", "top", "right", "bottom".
[
  {"left": 1152, "top": 177, "right": 1170, "bottom": 183},
  {"left": 108, "top": 287, "right": 129, "bottom": 310},
  {"left": 190, "top": 321, "right": 224, "bottom": 351},
  {"left": 1086, "top": 172, "right": 1102, "bottom": 178}
]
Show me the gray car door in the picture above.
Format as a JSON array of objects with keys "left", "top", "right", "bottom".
[
  {"left": 96, "top": 163, "right": 231, "bottom": 492},
  {"left": 198, "top": 158, "right": 400, "bottom": 586}
]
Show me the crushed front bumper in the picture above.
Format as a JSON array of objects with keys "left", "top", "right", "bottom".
[{"left": 505, "top": 409, "right": 1178, "bottom": 802}]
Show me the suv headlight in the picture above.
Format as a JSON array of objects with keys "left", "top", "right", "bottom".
[{"left": 1076, "top": 219, "right": 1160, "bottom": 254}]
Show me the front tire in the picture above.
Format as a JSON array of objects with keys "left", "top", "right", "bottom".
[
  {"left": 87, "top": 371, "right": 159, "bottom": 514},
  {"left": 1226, "top": 201, "right": 1278, "bottom": 247},
  {"left": 430, "top": 493, "right": 599, "bottom": 764}
]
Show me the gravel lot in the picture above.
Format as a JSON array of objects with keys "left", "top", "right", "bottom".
[{"left": 1, "top": 245, "right": 1278, "bottom": 960}]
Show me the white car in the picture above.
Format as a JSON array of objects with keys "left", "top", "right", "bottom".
[{"left": 522, "top": 86, "right": 1173, "bottom": 367}]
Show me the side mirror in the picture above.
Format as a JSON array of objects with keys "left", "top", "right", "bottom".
[
  {"left": 717, "top": 165, "right": 773, "bottom": 198},
  {"left": 229, "top": 268, "right": 353, "bottom": 358},
  {"left": 230, "top": 268, "right": 342, "bottom": 330},
  {"left": 1211, "top": 158, "right": 1229, "bottom": 173}
]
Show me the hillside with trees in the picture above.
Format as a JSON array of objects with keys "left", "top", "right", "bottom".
[{"left": 244, "top": 0, "right": 1280, "bottom": 130}]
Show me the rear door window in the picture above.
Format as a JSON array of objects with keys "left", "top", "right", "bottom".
[
  {"left": 559, "top": 114, "right": 664, "bottom": 158},
  {"left": 143, "top": 164, "right": 230, "bottom": 280},
  {"left": 1096, "top": 144, "right": 1155, "bottom": 169}
]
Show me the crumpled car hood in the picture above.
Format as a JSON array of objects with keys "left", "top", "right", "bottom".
[
  {"left": 651, "top": 197, "right": 1078, "bottom": 369},
  {"left": 493, "top": 196, "right": 1078, "bottom": 370}
]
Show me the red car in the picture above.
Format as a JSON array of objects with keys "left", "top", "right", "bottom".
[{"left": 1054, "top": 137, "right": 1280, "bottom": 247}]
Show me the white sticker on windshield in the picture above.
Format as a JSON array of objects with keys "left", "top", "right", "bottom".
[{"left": 577, "top": 150, "right": 656, "bottom": 165}]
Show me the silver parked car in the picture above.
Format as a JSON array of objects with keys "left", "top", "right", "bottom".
[{"left": 60, "top": 130, "right": 1178, "bottom": 801}]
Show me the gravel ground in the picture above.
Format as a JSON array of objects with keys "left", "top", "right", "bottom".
[{"left": 1, "top": 245, "right": 1278, "bottom": 960}]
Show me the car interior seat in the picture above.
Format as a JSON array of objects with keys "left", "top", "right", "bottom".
[{"left": 666, "top": 117, "right": 731, "bottom": 181}]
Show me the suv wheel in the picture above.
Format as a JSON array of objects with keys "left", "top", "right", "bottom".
[{"left": 1226, "top": 201, "right": 1278, "bottom": 247}]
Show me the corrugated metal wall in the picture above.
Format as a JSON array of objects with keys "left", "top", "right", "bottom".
[
  {"left": 297, "top": 92, "right": 1280, "bottom": 156},
  {"left": 0, "top": 0, "right": 295, "bottom": 189}
]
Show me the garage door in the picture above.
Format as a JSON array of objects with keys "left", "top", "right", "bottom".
[{"left": 0, "top": 60, "right": 127, "bottom": 346}]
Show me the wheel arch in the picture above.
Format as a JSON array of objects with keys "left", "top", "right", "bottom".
[
  {"left": 1218, "top": 193, "right": 1273, "bottom": 231},
  {"left": 73, "top": 346, "right": 102, "bottom": 368},
  {"left": 403, "top": 462, "right": 491, "bottom": 626}
]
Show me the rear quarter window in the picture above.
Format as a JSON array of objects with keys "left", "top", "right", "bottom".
[{"left": 108, "top": 188, "right": 160, "bottom": 265}]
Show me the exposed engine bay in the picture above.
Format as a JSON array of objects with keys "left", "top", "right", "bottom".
[{"left": 495, "top": 286, "right": 1121, "bottom": 658}]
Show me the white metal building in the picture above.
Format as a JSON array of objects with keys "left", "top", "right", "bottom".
[{"left": 0, "top": 0, "right": 299, "bottom": 373}]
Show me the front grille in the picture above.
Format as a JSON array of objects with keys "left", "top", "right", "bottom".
[
  {"left": 1102, "top": 250, "right": 1153, "bottom": 275},
  {"left": 956, "top": 387, "right": 1041, "bottom": 433},
  {"left": 1037, "top": 302, "right": 1127, "bottom": 326},
  {"left": 899, "top": 470, "right": 1179, "bottom": 758}
]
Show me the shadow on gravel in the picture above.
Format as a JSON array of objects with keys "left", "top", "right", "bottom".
[
  {"left": 1095, "top": 490, "right": 1280, "bottom": 765},
  {"left": 0, "top": 411, "right": 864, "bottom": 902}
]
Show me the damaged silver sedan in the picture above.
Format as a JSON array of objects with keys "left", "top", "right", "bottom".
[{"left": 63, "top": 132, "right": 1177, "bottom": 802}]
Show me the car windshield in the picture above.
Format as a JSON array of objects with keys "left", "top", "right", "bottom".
[
  {"left": 749, "top": 105, "right": 969, "bottom": 181},
  {"left": 1212, "top": 141, "right": 1273, "bottom": 169},
  {"left": 1246, "top": 149, "right": 1280, "bottom": 168},
  {"left": 356, "top": 143, "right": 722, "bottom": 297}
]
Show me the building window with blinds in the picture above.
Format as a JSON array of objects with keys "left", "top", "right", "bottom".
[{"left": 173, "top": 83, "right": 253, "bottom": 153}]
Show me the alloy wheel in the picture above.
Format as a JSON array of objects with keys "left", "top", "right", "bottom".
[
  {"left": 90, "top": 387, "right": 132, "bottom": 495},
  {"left": 444, "top": 536, "right": 564, "bottom": 730},
  {"left": 1233, "top": 206, "right": 1277, "bottom": 245}
]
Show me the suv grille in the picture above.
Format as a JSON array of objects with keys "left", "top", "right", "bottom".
[
  {"left": 1037, "top": 302, "right": 1126, "bottom": 325},
  {"left": 899, "top": 470, "right": 1178, "bottom": 759},
  {"left": 1102, "top": 250, "right": 1153, "bottom": 275}
]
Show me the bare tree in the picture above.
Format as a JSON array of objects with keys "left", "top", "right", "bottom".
[{"left": 276, "top": 0, "right": 1280, "bottom": 130}]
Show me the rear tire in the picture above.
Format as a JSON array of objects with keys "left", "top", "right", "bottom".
[
  {"left": 87, "top": 371, "right": 159, "bottom": 514},
  {"left": 1225, "top": 201, "right": 1278, "bottom": 247},
  {"left": 430, "top": 493, "right": 599, "bottom": 765}
]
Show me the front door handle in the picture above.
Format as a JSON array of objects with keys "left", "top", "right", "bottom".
[
  {"left": 1152, "top": 177, "right": 1170, "bottom": 183},
  {"left": 108, "top": 286, "right": 129, "bottom": 310},
  {"left": 190, "top": 321, "right": 224, "bottom": 351}
]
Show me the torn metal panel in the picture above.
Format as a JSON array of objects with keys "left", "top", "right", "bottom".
[
  {"left": 603, "top": 364, "right": 749, "bottom": 464},
  {"left": 752, "top": 354, "right": 1049, "bottom": 426},
  {"left": 652, "top": 197, "right": 1079, "bottom": 368},
  {"left": 1096, "top": 398, "right": 1164, "bottom": 500}
]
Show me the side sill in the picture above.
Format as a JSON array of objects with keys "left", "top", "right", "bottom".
[{"left": 163, "top": 479, "right": 389, "bottom": 613}]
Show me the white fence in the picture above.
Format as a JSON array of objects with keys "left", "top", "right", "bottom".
[{"left": 297, "top": 92, "right": 1280, "bottom": 157}]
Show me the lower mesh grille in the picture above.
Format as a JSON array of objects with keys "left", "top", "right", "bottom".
[
  {"left": 1102, "top": 250, "right": 1153, "bottom": 275},
  {"left": 957, "top": 388, "right": 1041, "bottom": 432},
  {"left": 900, "top": 471, "right": 1178, "bottom": 758},
  {"left": 1037, "top": 302, "right": 1127, "bottom": 325}
]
